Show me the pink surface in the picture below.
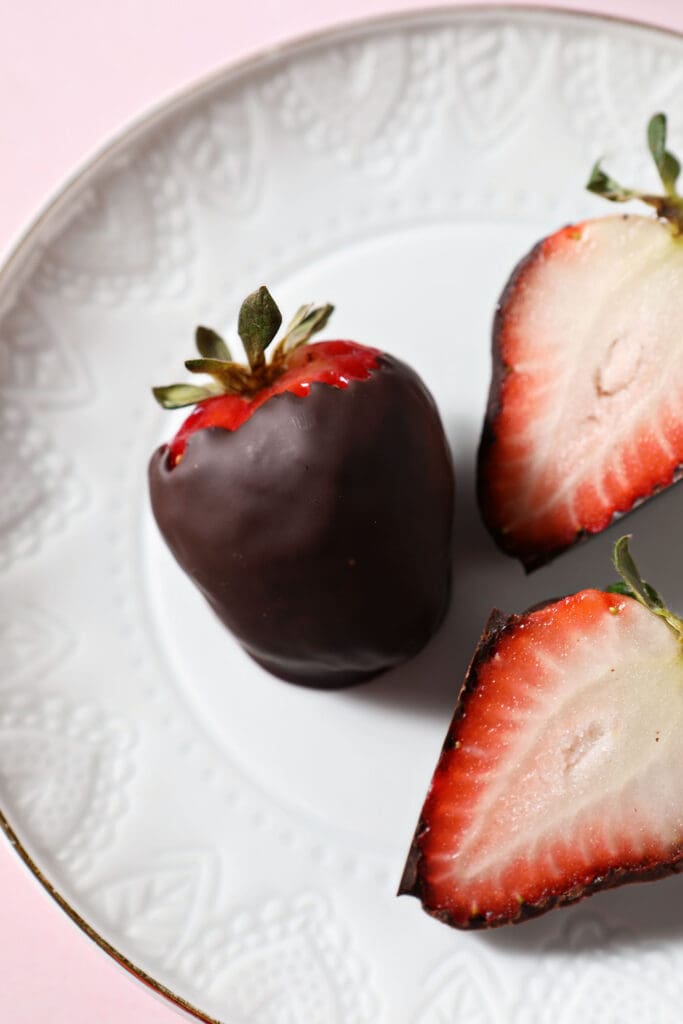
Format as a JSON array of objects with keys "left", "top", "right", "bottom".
[{"left": 1, "top": 0, "right": 681, "bottom": 1019}]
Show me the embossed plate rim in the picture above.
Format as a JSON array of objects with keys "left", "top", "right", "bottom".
[{"left": 1, "top": 6, "right": 681, "bottom": 1021}]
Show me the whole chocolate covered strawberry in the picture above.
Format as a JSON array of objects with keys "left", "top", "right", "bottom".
[{"left": 149, "top": 286, "right": 454, "bottom": 688}]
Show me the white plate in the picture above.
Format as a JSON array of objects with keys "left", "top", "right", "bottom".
[{"left": 3, "top": 7, "right": 683, "bottom": 1022}]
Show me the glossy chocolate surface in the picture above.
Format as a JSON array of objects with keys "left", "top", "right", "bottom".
[{"left": 149, "top": 354, "right": 454, "bottom": 687}]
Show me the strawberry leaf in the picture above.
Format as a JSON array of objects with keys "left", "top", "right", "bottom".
[
  {"left": 586, "top": 114, "right": 683, "bottom": 231},
  {"left": 586, "top": 161, "right": 637, "bottom": 203},
  {"left": 279, "top": 302, "right": 335, "bottom": 353},
  {"left": 195, "top": 325, "right": 232, "bottom": 362},
  {"left": 184, "top": 358, "right": 252, "bottom": 393},
  {"left": 605, "top": 581, "right": 635, "bottom": 597},
  {"left": 612, "top": 535, "right": 683, "bottom": 637},
  {"left": 238, "top": 286, "right": 282, "bottom": 371},
  {"left": 647, "top": 113, "right": 681, "bottom": 197},
  {"left": 152, "top": 383, "right": 219, "bottom": 409}
]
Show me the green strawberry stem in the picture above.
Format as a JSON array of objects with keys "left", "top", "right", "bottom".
[
  {"left": 237, "top": 285, "right": 282, "bottom": 372},
  {"left": 587, "top": 113, "right": 683, "bottom": 235},
  {"left": 153, "top": 286, "right": 334, "bottom": 409},
  {"left": 610, "top": 535, "right": 683, "bottom": 638}
]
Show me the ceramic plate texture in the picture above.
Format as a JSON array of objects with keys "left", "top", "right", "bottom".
[{"left": 4, "top": 6, "right": 683, "bottom": 1022}]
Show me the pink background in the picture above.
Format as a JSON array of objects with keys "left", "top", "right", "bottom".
[{"left": 1, "top": 1, "right": 680, "bottom": 1020}]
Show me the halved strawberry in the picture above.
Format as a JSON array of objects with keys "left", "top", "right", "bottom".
[
  {"left": 400, "top": 537, "right": 683, "bottom": 929},
  {"left": 478, "top": 113, "right": 683, "bottom": 570}
]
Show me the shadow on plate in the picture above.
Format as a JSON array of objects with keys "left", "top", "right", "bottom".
[{"left": 341, "top": 418, "right": 511, "bottom": 719}]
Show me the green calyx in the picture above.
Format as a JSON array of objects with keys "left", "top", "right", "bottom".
[
  {"left": 153, "top": 286, "right": 334, "bottom": 409},
  {"left": 607, "top": 535, "right": 683, "bottom": 639},
  {"left": 587, "top": 112, "right": 683, "bottom": 235}
]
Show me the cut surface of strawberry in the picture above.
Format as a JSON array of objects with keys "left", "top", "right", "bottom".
[
  {"left": 400, "top": 538, "right": 683, "bottom": 929},
  {"left": 478, "top": 113, "right": 683, "bottom": 569}
]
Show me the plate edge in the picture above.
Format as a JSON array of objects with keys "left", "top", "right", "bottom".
[{"left": 0, "top": 808, "right": 221, "bottom": 1023}]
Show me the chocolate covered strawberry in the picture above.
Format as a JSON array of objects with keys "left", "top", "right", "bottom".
[
  {"left": 149, "top": 286, "right": 454, "bottom": 688},
  {"left": 479, "top": 113, "right": 683, "bottom": 570},
  {"left": 400, "top": 537, "right": 683, "bottom": 929}
]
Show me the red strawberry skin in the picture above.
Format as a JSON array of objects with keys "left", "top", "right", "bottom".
[
  {"left": 149, "top": 346, "right": 455, "bottom": 688},
  {"left": 168, "top": 340, "right": 380, "bottom": 464},
  {"left": 399, "top": 588, "right": 683, "bottom": 929},
  {"left": 478, "top": 215, "right": 683, "bottom": 571}
]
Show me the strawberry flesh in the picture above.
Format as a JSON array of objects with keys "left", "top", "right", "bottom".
[
  {"left": 169, "top": 340, "right": 379, "bottom": 464},
  {"left": 400, "top": 588, "right": 683, "bottom": 928},
  {"left": 478, "top": 215, "right": 683, "bottom": 569}
]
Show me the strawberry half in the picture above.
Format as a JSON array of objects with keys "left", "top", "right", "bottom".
[
  {"left": 400, "top": 537, "right": 683, "bottom": 929},
  {"left": 478, "top": 113, "right": 683, "bottom": 570},
  {"left": 149, "top": 286, "right": 454, "bottom": 688}
]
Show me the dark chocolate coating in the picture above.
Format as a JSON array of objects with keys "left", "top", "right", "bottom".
[{"left": 149, "top": 354, "right": 454, "bottom": 687}]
